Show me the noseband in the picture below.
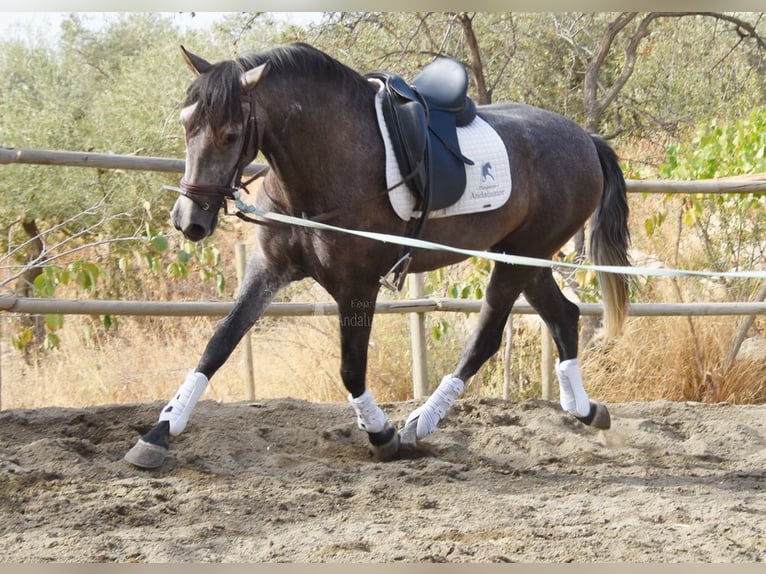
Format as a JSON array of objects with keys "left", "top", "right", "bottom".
[{"left": 175, "top": 92, "right": 265, "bottom": 213}]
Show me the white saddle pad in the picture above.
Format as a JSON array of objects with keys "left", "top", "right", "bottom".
[{"left": 371, "top": 79, "right": 512, "bottom": 221}]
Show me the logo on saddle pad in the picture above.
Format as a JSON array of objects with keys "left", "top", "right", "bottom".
[
  {"left": 472, "top": 161, "right": 505, "bottom": 201},
  {"left": 481, "top": 162, "right": 495, "bottom": 183},
  {"left": 372, "top": 82, "right": 512, "bottom": 221}
]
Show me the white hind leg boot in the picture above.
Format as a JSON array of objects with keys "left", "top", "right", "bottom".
[
  {"left": 556, "top": 358, "right": 591, "bottom": 418},
  {"left": 404, "top": 373, "right": 464, "bottom": 441},
  {"left": 159, "top": 370, "right": 209, "bottom": 436},
  {"left": 348, "top": 390, "right": 387, "bottom": 433}
]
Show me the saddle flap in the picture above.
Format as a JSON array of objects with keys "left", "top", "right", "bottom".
[
  {"left": 375, "top": 77, "right": 427, "bottom": 193},
  {"left": 386, "top": 74, "right": 420, "bottom": 103},
  {"left": 426, "top": 110, "right": 469, "bottom": 211}
]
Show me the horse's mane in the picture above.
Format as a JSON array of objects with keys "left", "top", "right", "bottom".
[
  {"left": 184, "top": 43, "right": 373, "bottom": 142},
  {"left": 241, "top": 43, "right": 371, "bottom": 93}
]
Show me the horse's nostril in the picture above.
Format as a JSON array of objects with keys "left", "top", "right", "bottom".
[{"left": 184, "top": 224, "right": 208, "bottom": 242}]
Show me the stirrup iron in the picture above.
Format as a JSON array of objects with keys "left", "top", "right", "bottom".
[{"left": 380, "top": 252, "right": 412, "bottom": 292}]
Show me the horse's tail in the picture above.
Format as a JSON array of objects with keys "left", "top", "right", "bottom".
[{"left": 589, "top": 135, "right": 631, "bottom": 339}]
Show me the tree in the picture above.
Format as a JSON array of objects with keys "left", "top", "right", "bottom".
[
  {"left": 0, "top": 14, "right": 215, "bottom": 350},
  {"left": 297, "top": 12, "right": 764, "bottom": 145},
  {"left": 560, "top": 12, "right": 766, "bottom": 134},
  {"left": 1, "top": 14, "right": 195, "bottom": 286}
]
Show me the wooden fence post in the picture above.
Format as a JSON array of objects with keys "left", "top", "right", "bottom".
[
  {"left": 408, "top": 273, "right": 429, "bottom": 399},
  {"left": 540, "top": 324, "right": 555, "bottom": 400},
  {"left": 502, "top": 314, "right": 513, "bottom": 400},
  {"left": 235, "top": 242, "right": 256, "bottom": 401}
]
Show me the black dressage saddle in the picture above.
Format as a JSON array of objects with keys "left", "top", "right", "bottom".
[
  {"left": 367, "top": 57, "right": 476, "bottom": 213},
  {"left": 367, "top": 58, "right": 477, "bottom": 290}
]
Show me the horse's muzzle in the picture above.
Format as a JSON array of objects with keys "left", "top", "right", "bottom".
[{"left": 170, "top": 195, "right": 218, "bottom": 242}]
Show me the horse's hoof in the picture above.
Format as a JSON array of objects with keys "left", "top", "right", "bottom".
[
  {"left": 124, "top": 438, "right": 168, "bottom": 469},
  {"left": 400, "top": 418, "right": 418, "bottom": 446},
  {"left": 368, "top": 424, "right": 401, "bottom": 461},
  {"left": 575, "top": 401, "right": 611, "bottom": 430}
]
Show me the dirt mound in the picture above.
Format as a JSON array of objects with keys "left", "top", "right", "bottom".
[{"left": 1, "top": 398, "right": 765, "bottom": 562}]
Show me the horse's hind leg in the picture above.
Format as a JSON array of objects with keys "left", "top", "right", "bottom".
[
  {"left": 522, "top": 268, "right": 610, "bottom": 429},
  {"left": 402, "top": 263, "right": 535, "bottom": 444},
  {"left": 124, "top": 260, "right": 287, "bottom": 469}
]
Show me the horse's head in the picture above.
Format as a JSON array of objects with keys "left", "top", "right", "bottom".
[{"left": 170, "top": 47, "right": 269, "bottom": 241}]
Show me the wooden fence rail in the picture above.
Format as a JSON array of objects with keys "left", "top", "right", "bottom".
[
  {"left": 2, "top": 147, "right": 765, "bottom": 403},
  {"left": 3, "top": 294, "right": 766, "bottom": 318},
  {"left": 2, "top": 147, "right": 765, "bottom": 194},
  {"left": 2, "top": 291, "right": 766, "bottom": 403}
]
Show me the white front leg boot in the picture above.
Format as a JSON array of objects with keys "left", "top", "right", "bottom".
[
  {"left": 348, "top": 390, "right": 400, "bottom": 460},
  {"left": 348, "top": 390, "right": 387, "bottom": 433},
  {"left": 159, "top": 370, "right": 209, "bottom": 436}
]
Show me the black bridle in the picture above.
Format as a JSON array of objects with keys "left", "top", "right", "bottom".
[{"left": 176, "top": 92, "right": 266, "bottom": 212}]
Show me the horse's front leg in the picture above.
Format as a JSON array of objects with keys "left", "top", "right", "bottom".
[
  {"left": 337, "top": 292, "right": 400, "bottom": 460},
  {"left": 124, "top": 261, "right": 286, "bottom": 469}
]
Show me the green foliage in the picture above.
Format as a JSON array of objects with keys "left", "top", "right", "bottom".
[
  {"left": 424, "top": 257, "right": 491, "bottom": 341},
  {"left": 166, "top": 240, "right": 226, "bottom": 294},
  {"left": 442, "top": 256, "right": 491, "bottom": 301},
  {"left": 0, "top": 14, "right": 232, "bottom": 353},
  {"left": 32, "top": 260, "right": 103, "bottom": 296},
  {"left": 23, "top": 258, "right": 104, "bottom": 351},
  {"left": 10, "top": 327, "right": 35, "bottom": 353},
  {"left": 662, "top": 109, "right": 766, "bottom": 180},
  {"left": 0, "top": 14, "right": 207, "bottom": 274},
  {"left": 653, "top": 108, "right": 766, "bottom": 296}
]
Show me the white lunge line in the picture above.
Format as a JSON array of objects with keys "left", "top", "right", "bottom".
[{"left": 232, "top": 191, "right": 766, "bottom": 281}]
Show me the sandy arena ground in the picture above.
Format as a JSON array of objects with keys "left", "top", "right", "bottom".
[{"left": 0, "top": 397, "right": 765, "bottom": 562}]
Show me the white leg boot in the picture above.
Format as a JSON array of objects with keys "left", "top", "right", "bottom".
[
  {"left": 348, "top": 390, "right": 400, "bottom": 460},
  {"left": 555, "top": 358, "right": 591, "bottom": 418},
  {"left": 158, "top": 370, "right": 209, "bottom": 436},
  {"left": 348, "top": 390, "right": 387, "bottom": 433}
]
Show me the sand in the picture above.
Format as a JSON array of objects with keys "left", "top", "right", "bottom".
[{"left": 0, "top": 397, "right": 764, "bottom": 562}]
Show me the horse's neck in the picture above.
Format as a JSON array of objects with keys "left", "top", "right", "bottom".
[{"left": 259, "top": 79, "right": 380, "bottom": 209}]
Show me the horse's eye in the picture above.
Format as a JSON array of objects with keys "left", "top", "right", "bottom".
[{"left": 224, "top": 133, "right": 238, "bottom": 146}]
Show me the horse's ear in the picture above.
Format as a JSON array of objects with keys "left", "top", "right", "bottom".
[
  {"left": 241, "top": 62, "right": 270, "bottom": 91},
  {"left": 180, "top": 45, "right": 212, "bottom": 75}
]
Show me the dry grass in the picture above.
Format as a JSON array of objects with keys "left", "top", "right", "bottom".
[
  {"left": 2, "top": 296, "right": 764, "bottom": 410},
  {"left": 0, "top": 296, "right": 544, "bottom": 410},
  {"left": 582, "top": 315, "right": 766, "bottom": 405}
]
